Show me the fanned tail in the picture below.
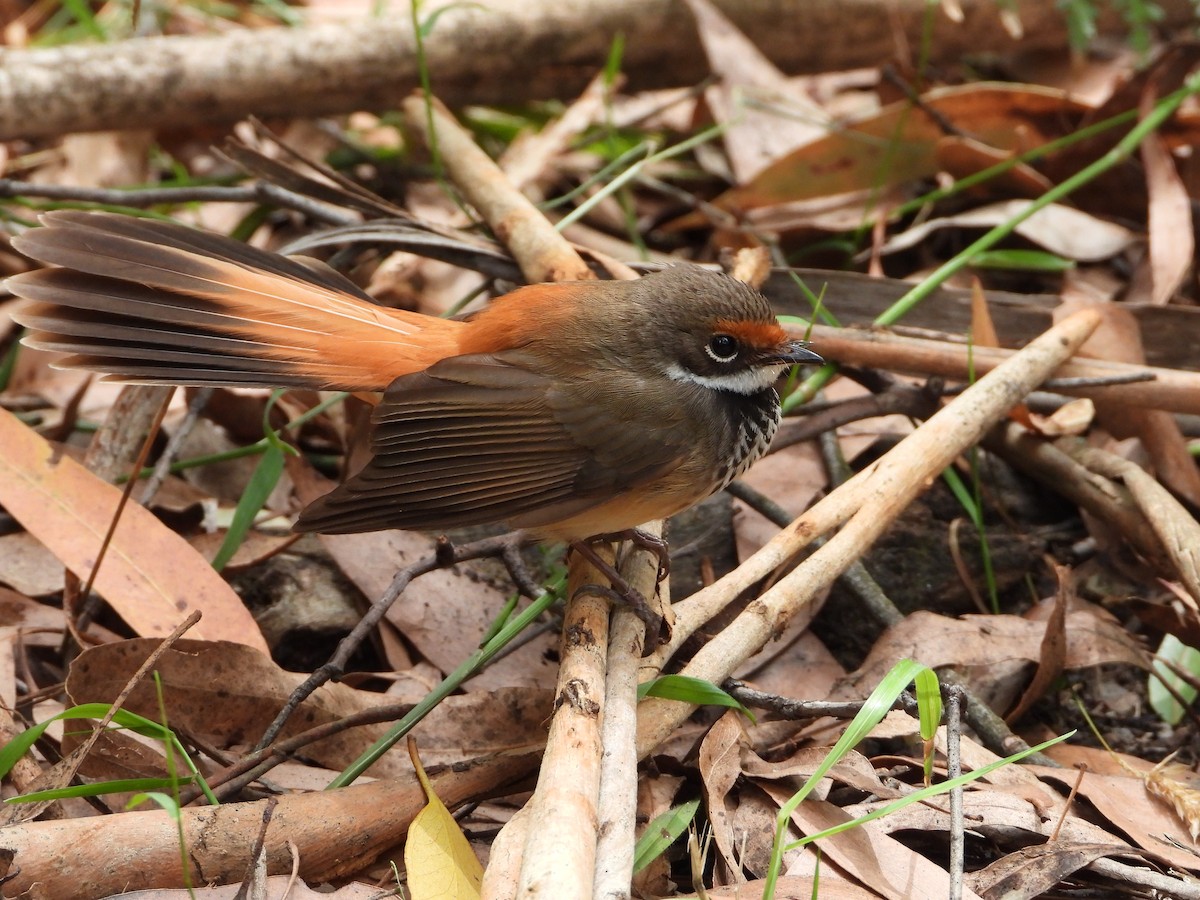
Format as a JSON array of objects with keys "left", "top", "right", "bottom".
[{"left": 7, "top": 210, "right": 464, "bottom": 391}]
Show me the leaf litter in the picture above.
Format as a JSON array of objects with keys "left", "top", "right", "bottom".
[{"left": 0, "top": 3, "right": 1198, "bottom": 898}]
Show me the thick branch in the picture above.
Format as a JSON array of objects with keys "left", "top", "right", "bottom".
[{"left": 1, "top": 0, "right": 1194, "bottom": 141}]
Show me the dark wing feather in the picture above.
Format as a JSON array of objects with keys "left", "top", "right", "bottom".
[{"left": 294, "top": 353, "right": 685, "bottom": 535}]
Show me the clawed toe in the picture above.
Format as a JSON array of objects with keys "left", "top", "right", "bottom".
[
  {"left": 569, "top": 536, "right": 672, "bottom": 650},
  {"left": 574, "top": 582, "right": 670, "bottom": 650},
  {"left": 593, "top": 528, "right": 671, "bottom": 583}
]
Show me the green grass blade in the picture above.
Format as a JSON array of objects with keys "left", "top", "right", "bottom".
[
  {"left": 638, "top": 675, "right": 755, "bottom": 722},
  {"left": 633, "top": 799, "right": 701, "bottom": 874}
]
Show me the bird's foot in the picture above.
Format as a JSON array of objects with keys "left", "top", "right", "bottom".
[
  {"left": 592, "top": 528, "right": 671, "bottom": 584},
  {"left": 569, "top": 539, "right": 670, "bottom": 649}
]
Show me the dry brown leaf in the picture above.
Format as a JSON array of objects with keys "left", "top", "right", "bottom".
[
  {"left": 933, "top": 727, "right": 1060, "bottom": 811},
  {"left": 876, "top": 201, "right": 1136, "bottom": 262},
  {"left": 724, "top": 787, "right": 789, "bottom": 880},
  {"left": 288, "top": 459, "right": 559, "bottom": 688},
  {"left": 65, "top": 639, "right": 551, "bottom": 777},
  {"left": 320, "top": 528, "right": 560, "bottom": 688},
  {"left": 1005, "top": 566, "right": 1071, "bottom": 724},
  {"left": 839, "top": 608, "right": 1146, "bottom": 698},
  {"left": 742, "top": 746, "right": 900, "bottom": 801},
  {"left": 51, "top": 130, "right": 154, "bottom": 189},
  {"left": 843, "top": 787, "right": 1118, "bottom": 850},
  {"left": 1026, "top": 398, "right": 1096, "bottom": 436},
  {"left": 713, "top": 84, "right": 1093, "bottom": 212},
  {"left": 61, "top": 728, "right": 175, "bottom": 811},
  {"left": 699, "top": 711, "right": 750, "bottom": 880},
  {"left": 0, "top": 408, "right": 268, "bottom": 651},
  {"left": 759, "top": 782, "right": 987, "bottom": 900},
  {"left": 1139, "top": 125, "right": 1193, "bottom": 306},
  {"left": 1028, "top": 766, "right": 1200, "bottom": 871},
  {"left": 187, "top": 530, "right": 299, "bottom": 572},
  {"left": 965, "top": 842, "right": 1134, "bottom": 898},
  {"left": 1012, "top": 45, "right": 1134, "bottom": 105},
  {"left": 1041, "top": 740, "right": 1162, "bottom": 778},
  {"left": 684, "top": 0, "right": 828, "bottom": 183},
  {"left": 969, "top": 276, "right": 1001, "bottom": 349},
  {"left": 696, "top": 715, "right": 895, "bottom": 884},
  {"left": 0, "top": 585, "right": 67, "bottom": 643},
  {"left": 935, "top": 134, "right": 1052, "bottom": 196}
]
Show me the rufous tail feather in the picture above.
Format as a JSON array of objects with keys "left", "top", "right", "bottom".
[{"left": 7, "top": 211, "right": 464, "bottom": 392}]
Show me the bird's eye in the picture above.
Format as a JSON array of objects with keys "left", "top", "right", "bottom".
[{"left": 706, "top": 333, "right": 739, "bottom": 362}]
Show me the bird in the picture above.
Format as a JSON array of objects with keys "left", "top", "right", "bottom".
[{"left": 7, "top": 211, "right": 820, "bottom": 605}]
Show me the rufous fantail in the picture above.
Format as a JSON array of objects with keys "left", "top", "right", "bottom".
[{"left": 6, "top": 211, "right": 821, "bottom": 544}]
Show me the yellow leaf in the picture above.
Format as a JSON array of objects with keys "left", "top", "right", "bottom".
[{"left": 405, "top": 738, "right": 483, "bottom": 900}]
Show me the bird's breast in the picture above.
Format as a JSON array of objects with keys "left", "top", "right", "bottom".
[{"left": 708, "top": 388, "right": 781, "bottom": 492}]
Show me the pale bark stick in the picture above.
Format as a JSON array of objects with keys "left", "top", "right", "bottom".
[
  {"left": 635, "top": 309, "right": 1102, "bottom": 757},
  {"left": 516, "top": 561, "right": 611, "bottom": 897},
  {"left": 593, "top": 522, "right": 664, "bottom": 900},
  {"left": 986, "top": 422, "right": 1170, "bottom": 571},
  {"left": 1067, "top": 443, "right": 1200, "bottom": 605},
  {"left": 400, "top": 90, "right": 618, "bottom": 895},
  {"left": 645, "top": 466, "right": 866, "bottom": 669},
  {"left": 480, "top": 804, "right": 531, "bottom": 899},
  {"left": 499, "top": 71, "right": 615, "bottom": 196},
  {"left": 807, "top": 322, "right": 1200, "bottom": 415},
  {"left": 402, "top": 94, "right": 593, "bottom": 284}
]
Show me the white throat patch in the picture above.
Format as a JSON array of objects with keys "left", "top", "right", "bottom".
[{"left": 665, "top": 363, "right": 786, "bottom": 395}]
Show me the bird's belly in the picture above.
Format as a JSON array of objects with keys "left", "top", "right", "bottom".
[{"left": 519, "top": 485, "right": 704, "bottom": 543}]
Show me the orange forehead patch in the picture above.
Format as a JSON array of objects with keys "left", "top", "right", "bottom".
[{"left": 714, "top": 318, "right": 788, "bottom": 348}]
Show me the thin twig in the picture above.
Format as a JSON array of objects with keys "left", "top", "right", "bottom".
[
  {"left": 772, "top": 377, "right": 943, "bottom": 453},
  {"left": 0, "top": 178, "right": 359, "bottom": 225},
  {"left": 138, "top": 388, "right": 213, "bottom": 507},
  {"left": 946, "top": 684, "right": 965, "bottom": 900},
  {"left": 724, "top": 680, "right": 916, "bottom": 720},
  {"left": 804, "top": 321, "right": 1200, "bottom": 415},
  {"left": 255, "top": 533, "right": 521, "bottom": 750}
]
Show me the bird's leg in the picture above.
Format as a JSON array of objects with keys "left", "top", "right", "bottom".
[
  {"left": 569, "top": 539, "right": 670, "bottom": 648},
  {"left": 593, "top": 528, "right": 671, "bottom": 583}
]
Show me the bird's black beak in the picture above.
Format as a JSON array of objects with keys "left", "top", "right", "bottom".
[{"left": 769, "top": 340, "right": 822, "bottom": 366}]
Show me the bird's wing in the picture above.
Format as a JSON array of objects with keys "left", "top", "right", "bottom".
[{"left": 293, "top": 353, "right": 686, "bottom": 535}]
